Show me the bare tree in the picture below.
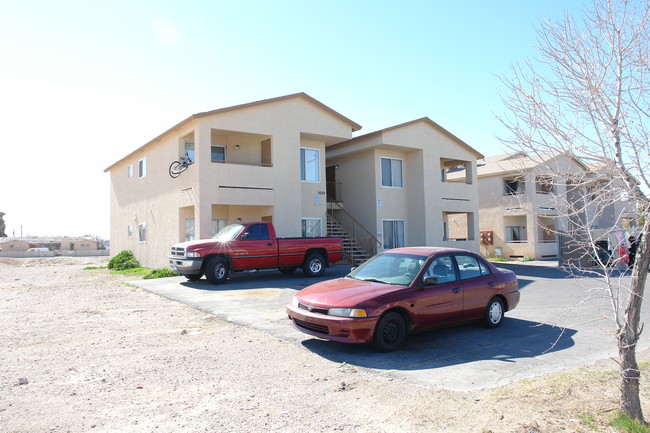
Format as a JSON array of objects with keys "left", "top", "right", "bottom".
[
  {"left": 498, "top": 0, "right": 650, "bottom": 422},
  {"left": 0, "top": 212, "right": 6, "bottom": 237}
]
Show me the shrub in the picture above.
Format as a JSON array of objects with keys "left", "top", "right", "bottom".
[
  {"left": 144, "top": 268, "right": 180, "bottom": 279},
  {"left": 107, "top": 250, "right": 140, "bottom": 271}
]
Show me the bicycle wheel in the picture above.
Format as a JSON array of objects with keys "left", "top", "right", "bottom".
[{"left": 169, "top": 161, "right": 185, "bottom": 178}]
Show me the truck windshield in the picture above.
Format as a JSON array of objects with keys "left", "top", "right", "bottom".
[{"left": 212, "top": 224, "right": 245, "bottom": 241}]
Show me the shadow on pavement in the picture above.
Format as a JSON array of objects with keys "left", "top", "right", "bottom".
[
  {"left": 177, "top": 265, "right": 352, "bottom": 292},
  {"left": 301, "top": 317, "right": 576, "bottom": 372}
]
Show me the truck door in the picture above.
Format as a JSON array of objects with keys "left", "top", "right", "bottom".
[{"left": 232, "top": 223, "right": 278, "bottom": 269}]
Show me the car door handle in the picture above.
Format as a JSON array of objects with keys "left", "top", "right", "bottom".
[
  {"left": 267, "top": 243, "right": 273, "bottom": 246},
  {"left": 452, "top": 287, "right": 461, "bottom": 294},
  {"left": 488, "top": 281, "right": 496, "bottom": 287}
]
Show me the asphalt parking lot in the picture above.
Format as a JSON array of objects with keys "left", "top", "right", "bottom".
[{"left": 133, "top": 262, "right": 650, "bottom": 391}]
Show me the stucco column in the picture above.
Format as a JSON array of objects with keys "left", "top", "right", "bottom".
[{"left": 195, "top": 121, "right": 213, "bottom": 239}]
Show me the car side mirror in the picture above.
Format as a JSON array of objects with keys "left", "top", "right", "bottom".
[
  {"left": 241, "top": 232, "right": 250, "bottom": 240},
  {"left": 422, "top": 276, "right": 439, "bottom": 287},
  {"left": 350, "top": 266, "right": 357, "bottom": 272}
]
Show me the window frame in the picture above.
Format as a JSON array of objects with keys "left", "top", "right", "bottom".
[
  {"left": 138, "top": 222, "right": 147, "bottom": 243},
  {"left": 300, "top": 147, "right": 320, "bottom": 183},
  {"left": 138, "top": 157, "right": 147, "bottom": 179},
  {"left": 382, "top": 219, "right": 405, "bottom": 250},
  {"left": 380, "top": 157, "right": 404, "bottom": 188},
  {"left": 211, "top": 145, "right": 226, "bottom": 163},
  {"left": 503, "top": 177, "right": 524, "bottom": 195},
  {"left": 301, "top": 218, "right": 322, "bottom": 237}
]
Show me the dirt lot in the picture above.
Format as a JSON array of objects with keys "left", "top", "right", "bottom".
[{"left": 1, "top": 257, "right": 649, "bottom": 432}]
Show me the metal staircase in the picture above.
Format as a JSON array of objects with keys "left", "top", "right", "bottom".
[{"left": 327, "top": 214, "right": 376, "bottom": 266}]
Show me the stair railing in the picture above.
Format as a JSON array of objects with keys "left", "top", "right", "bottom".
[{"left": 327, "top": 197, "right": 381, "bottom": 264}]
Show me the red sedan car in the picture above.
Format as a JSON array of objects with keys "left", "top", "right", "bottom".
[{"left": 286, "top": 247, "right": 520, "bottom": 351}]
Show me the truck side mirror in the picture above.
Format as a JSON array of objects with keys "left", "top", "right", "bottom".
[{"left": 241, "top": 232, "right": 250, "bottom": 240}]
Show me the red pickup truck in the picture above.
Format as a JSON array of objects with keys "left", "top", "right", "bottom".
[{"left": 169, "top": 221, "right": 344, "bottom": 284}]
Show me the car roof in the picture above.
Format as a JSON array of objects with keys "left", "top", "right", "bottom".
[{"left": 382, "top": 246, "right": 477, "bottom": 257}]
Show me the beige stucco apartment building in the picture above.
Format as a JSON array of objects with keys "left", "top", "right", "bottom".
[
  {"left": 471, "top": 152, "right": 638, "bottom": 260},
  {"left": 105, "top": 93, "right": 484, "bottom": 268},
  {"left": 326, "top": 118, "right": 483, "bottom": 257}
]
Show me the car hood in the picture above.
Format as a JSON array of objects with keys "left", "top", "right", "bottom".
[{"left": 296, "top": 277, "right": 404, "bottom": 307}]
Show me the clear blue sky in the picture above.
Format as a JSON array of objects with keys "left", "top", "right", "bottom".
[{"left": 0, "top": 0, "right": 585, "bottom": 239}]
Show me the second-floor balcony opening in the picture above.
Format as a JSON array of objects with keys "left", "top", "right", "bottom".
[
  {"left": 535, "top": 175, "right": 555, "bottom": 194},
  {"left": 504, "top": 177, "right": 525, "bottom": 195},
  {"left": 211, "top": 129, "right": 272, "bottom": 167},
  {"left": 441, "top": 158, "right": 473, "bottom": 184}
]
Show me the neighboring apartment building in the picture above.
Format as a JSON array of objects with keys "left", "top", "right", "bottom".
[
  {"left": 468, "top": 152, "right": 637, "bottom": 260},
  {"left": 326, "top": 118, "right": 483, "bottom": 258},
  {"left": 105, "top": 93, "right": 483, "bottom": 268}
]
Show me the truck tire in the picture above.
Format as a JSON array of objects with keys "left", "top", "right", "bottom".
[
  {"left": 303, "top": 253, "right": 326, "bottom": 277},
  {"left": 278, "top": 266, "right": 298, "bottom": 275},
  {"left": 206, "top": 256, "right": 229, "bottom": 284}
]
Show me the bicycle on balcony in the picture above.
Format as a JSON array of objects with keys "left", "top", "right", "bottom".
[{"left": 169, "top": 151, "right": 194, "bottom": 178}]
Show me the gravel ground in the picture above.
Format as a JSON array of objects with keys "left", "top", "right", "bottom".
[{"left": 1, "top": 257, "right": 648, "bottom": 432}]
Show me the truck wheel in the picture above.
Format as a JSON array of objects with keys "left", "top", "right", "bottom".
[
  {"left": 303, "top": 253, "right": 326, "bottom": 277},
  {"left": 206, "top": 257, "right": 229, "bottom": 284},
  {"left": 278, "top": 266, "right": 298, "bottom": 275},
  {"left": 185, "top": 273, "right": 203, "bottom": 281}
]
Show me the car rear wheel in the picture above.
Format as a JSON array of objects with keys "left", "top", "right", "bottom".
[
  {"left": 373, "top": 311, "right": 406, "bottom": 352},
  {"left": 302, "top": 253, "right": 326, "bottom": 277},
  {"left": 206, "top": 257, "right": 229, "bottom": 284},
  {"left": 482, "top": 297, "right": 504, "bottom": 328}
]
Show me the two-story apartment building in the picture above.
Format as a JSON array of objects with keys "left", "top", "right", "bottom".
[
  {"left": 105, "top": 93, "right": 483, "bottom": 268},
  {"left": 326, "top": 118, "right": 483, "bottom": 259},
  {"left": 470, "top": 152, "right": 638, "bottom": 260}
]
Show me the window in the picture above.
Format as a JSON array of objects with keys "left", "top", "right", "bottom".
[
  {"left": 505, "top": 226, "right": 527, "bottom": 243},
  {"left": 302, "top": 218, "right": 322, "bottom": 237},
  {"left": 244, "top": 224, "right": 269, "bottom": 240},
  {"left": 455, "top": 255, "right": 491, "bottom": 280},
  {"left": 535, "top": 176, "right": 554, "bottom": 194},
  {"left": 138, "top": 223, "right": 147, "bottom": 243},
  {"left": 127, "top": 225, "right": 132, "bottom": 237},
  {"left": 504, "top": 177, "right": 524, "bottom": 195},
  {"left": 127, "top": 164, "right": 133, "bottom": 178},
  {"left": 424, "top": 255, "right": 457, "bottom": 284},
  {"left": 381, "top": 157, "right": 403, "bottom": 187},
  {"left": 211, "top": 145, "right": 226, "bottom": 163},
  {"left": 211, "top": 219, "right": 228, "bottom": 237},
  {"left": 383, "top": 220, "right": 405, "bottom": 249},
  {"left": 184, "top": 142, "right": 195, "bottom": 163},
  {"left": 184, "top": 218, "right": 195, "bottom": 241},
  {"left": 300, "top": 148, "right": 320, "bottom": 182},
  {"left": 138, "top": 157, "right": 147, "bottom": 178}
]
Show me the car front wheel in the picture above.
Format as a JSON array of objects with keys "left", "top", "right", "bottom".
[
  {"left": 483, "top": 297, "right": 504, "bottom": 328},
  {"left": 373, "top": 311, "right": 406, "bottom": 352}
]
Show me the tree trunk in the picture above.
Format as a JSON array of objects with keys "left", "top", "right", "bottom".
[{"left": 618, "top": 220, "right": 650, "bottom": 422}]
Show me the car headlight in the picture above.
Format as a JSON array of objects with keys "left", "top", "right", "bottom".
[
  {"left": 291, "top": 296, "right": 300, "bottom": 307},
  {"left": 328, "top": 308, "right": 367, "bottom": 318},
  {"left": 186, "top": 251, "right": 201, "bottom": 258}
]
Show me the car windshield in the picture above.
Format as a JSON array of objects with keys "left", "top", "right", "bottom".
[
  {"left": 348, "top": 252, "right": 427, "bottom": 286},
  {"left": 212, "top": 224, "right": 245, "bottom": 241}
]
